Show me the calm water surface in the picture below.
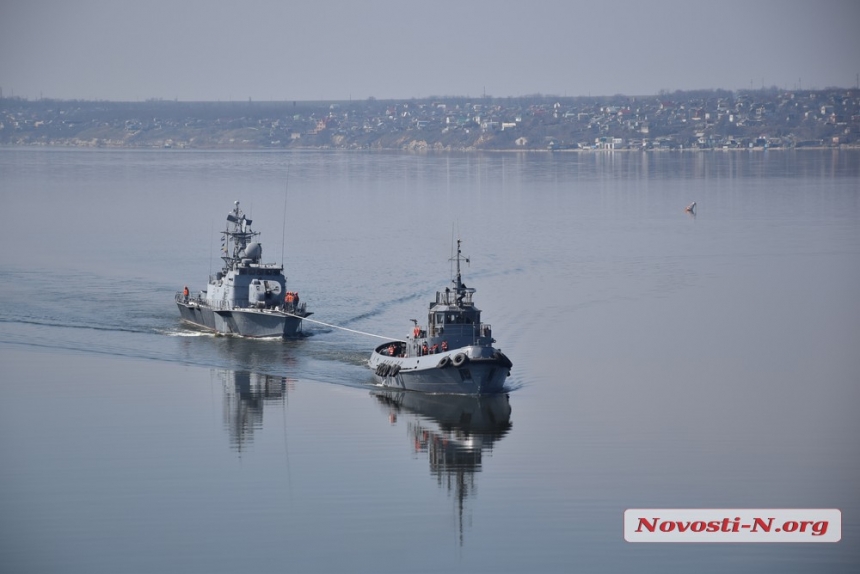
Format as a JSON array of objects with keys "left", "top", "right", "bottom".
[{"left": 1, "top": 148, "right": 859, "bottom": 572}]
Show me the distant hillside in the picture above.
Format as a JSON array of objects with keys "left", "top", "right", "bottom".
[{"left": 2, "top": 89, "right": 858, "bottom": 150}]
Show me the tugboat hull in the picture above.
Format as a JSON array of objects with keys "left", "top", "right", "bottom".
[{"left": 370, "top": 345, "right": 511, "bottom": 395}]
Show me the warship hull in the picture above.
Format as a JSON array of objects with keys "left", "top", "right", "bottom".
[
  {"left": 176, "top": 300, "right": 305, "bottom": 338},
  {"left": 369, "top": 345, "right": 511, "bottom": 394}
]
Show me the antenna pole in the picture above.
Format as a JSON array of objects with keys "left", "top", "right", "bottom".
[
  {"left": 450, "top": 223, "right": 455, "bottom": 279},
  {"left": 456, "top": 238, "right": 462, "bottom": 286},
  {"left": 209, "top": 220, "right": 213, "bottom": 277},
  {"left": 448, "top": 237, "right": 469, "bottom": 292},
  {"left": 281, "top": 169, "right": 289, "bottom": 269}
]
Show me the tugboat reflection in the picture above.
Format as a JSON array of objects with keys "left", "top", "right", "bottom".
[
  {"left": 218, "top": 370, "right": 295, "bottom": 453},
  {"left": 372, "top": 390, "right": 513, "bottom": 544}
]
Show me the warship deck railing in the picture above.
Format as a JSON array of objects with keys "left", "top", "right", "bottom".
[{"left": 176, "top": 292, "right": 307, "bottom": 314}]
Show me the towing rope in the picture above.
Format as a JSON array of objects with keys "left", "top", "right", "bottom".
[{"left": 284, "top": 313, "right": 406, "bottom": 342}]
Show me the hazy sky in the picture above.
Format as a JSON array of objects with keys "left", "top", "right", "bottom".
[{"left": 1, "top": 0, "right": 858, "bottom": 101}]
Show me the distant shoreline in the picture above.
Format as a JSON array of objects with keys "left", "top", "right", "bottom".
[
  {"left": 1, "top": 143, "right": 856, "bottom": 152},
  {"left": 3, "top": 87, "right": 858, "bottom": 151}
]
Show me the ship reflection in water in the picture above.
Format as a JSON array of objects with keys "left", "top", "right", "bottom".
[
  {"left": 372, "top": 390, "right": 513, "bottom": 544},
  {"left": 218, "top": 370, "right": 294, "bottom": 453}
]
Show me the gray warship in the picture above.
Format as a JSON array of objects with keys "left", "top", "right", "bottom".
[
  {"left": 175, "top": 201, "right": 311, "bottom": 338},
  {"left": 368, "top": 240, "right": 512, "bottom": 394}
]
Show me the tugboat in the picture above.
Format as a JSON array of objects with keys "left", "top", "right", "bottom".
[
  {"left": 368, "top": 240, "right": 512, "bottom": 394},
  {"left": 175, "top": 201, "right": 311, "bottom": 338}
]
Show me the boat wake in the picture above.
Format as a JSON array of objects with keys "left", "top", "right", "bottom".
[
  {"left": 0, "top": 316, "right": 157, "bottom": 336},
  {"left": 339, "top": 290, "right": 427, "bottom": 326},
  {"left": 161, "top": 329, "right": 214, "bottom": 338}
]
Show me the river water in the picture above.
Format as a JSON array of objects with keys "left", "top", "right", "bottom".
[{"left": 1, "top": 148, "right": 858, "bottom": 572}]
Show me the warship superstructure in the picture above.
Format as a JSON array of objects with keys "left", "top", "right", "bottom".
[
  {"left": 368, "top": 240, "right": 512, "bottom": 394},
  {"left": 176, "top": 201, "right": 310, "bottom": 337}
]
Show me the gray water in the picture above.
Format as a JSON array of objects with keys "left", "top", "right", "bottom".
[{"left": 1, "top": 148, "right": 858, "bottom": 573}]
